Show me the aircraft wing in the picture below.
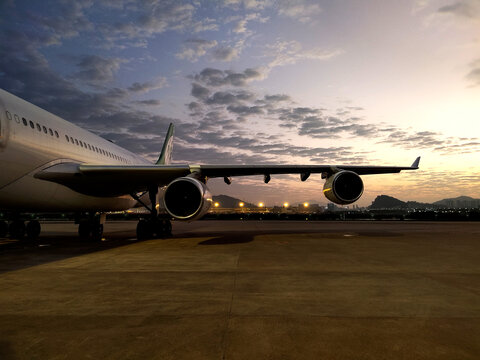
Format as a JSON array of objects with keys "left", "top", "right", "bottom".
[{"left": 34, "top": 157, "right": 420, "bottom": 197}]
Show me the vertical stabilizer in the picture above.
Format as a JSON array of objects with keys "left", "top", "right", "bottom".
[{"left": 156, "top": 123, "right": 175, "bottom": 165}]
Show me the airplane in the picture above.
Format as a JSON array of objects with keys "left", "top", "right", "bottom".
[{"left": 0, "top": 88, "right": 420, "bottom": 241}]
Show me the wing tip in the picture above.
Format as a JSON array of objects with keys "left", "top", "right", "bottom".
[{"left": 411, "top": 156, "right": 421, "bottom": 169}]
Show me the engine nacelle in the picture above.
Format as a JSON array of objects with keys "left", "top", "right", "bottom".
[
  {"left": 163, "top": 177, "right": 212, "bottom": 221},
  {"left": 323, "top": 170, "right": 364, "bottom": 205}
]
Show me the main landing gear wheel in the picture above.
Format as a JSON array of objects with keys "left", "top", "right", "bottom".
[
  {"left": 136, "top": 218, "right": 172, "bottom": 240},
  {"left": 78, "top": 220, "right": 104, "bottom": 241},
  {"left": 9, "top": 220, "right": 26, "bottom": 240},
  {"left": 26, "top": 220, "right": 41, "bottom": 241},
  {"left": 0, "top": 221, "right": 8, "bottom": 238}
]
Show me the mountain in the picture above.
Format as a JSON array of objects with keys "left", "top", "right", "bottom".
[
  {"left": 369, "top": 195, "right": 438, "bottom": 210},
  {"left": 369, "top": 195, "right": 406, "bottom": 209},
  {"left": 433, "top": 196, "right": 480, "bottom": 208},
  {"left": 369, "top": 194, "right": 480, "bottom": 209},
  {"left": 212, "top": 195, "right": 255, "bottom": 208}
]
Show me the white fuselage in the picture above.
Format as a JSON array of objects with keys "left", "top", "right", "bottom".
[{"left": 0, "top": 89, "right": 150, "bottom": 212}]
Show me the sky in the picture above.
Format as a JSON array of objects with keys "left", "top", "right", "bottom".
[{"left": 1, "top": 0, "right": 479, "bottom": 206}]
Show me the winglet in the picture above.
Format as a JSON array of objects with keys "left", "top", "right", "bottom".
[
  {"left": 156, "top": 123, "right": 175, "bottom": 165},
  {"left": 411, "top": 156, "right": 421, "bottom": 169}
]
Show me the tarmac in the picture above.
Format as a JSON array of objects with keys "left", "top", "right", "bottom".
[{"left": 0, "top": 220, "right": 479, "bottom": 359}]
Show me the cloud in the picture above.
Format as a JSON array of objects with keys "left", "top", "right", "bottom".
[
  {"left": 265, "top": 40, "right": 344, "bottom": 69},
  {"left": 212, "top": 47, "right": 239, "bottom": 61},
  {"left": 222, "top": 0, "right": 271, "bottom": 11},
  {"left": 437, "top": 0, "right": 480, "bottom": 19},
  {"left": 133, "top": 99, "right": 162, "bottom": 106},
  {"left": 206, "top": 90, "right": 255, "bottom": 105},
  {"left": 191, "top": 83, "right": 211, "bottom": 99},
  {"left": 22, "top": 1, "right": 94, "bottom": 45},
  {"left": 128, "top": 78, "right": 167, "bottom": 93},
  {"left": 70, "top": 55, "right": 126, "bottom": 85},
  {"left": 191, "top": 67, "right": 266, "bottom": 87},
  {"left": 277, "top": 1, "right": 322, "bottom": 23},
  {"left": 466, "top": 59, "right": 480, "bottom": 86},
  {"left": 231, "top": 12, "right": 269, "bottom": 33},
  {"left": 176, "top": 38, "right": 218, "bottom": 62},
  {"left": 227, "top": 105, "right": 264, "bottom": 115}
]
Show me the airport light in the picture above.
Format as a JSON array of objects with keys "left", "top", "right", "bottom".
[
  {"left": 258, "top": 202, "right": 264, "bottom": 208},
  {"left": 283, "top": 202, "right": 289, "bottom": 208},
  {"left": 303, "top": 202, "right": 309, "bottom": 208},
  {"left": 214, "top": 202, "right": 220, "bottom": 208},
  {"left": 239, "top": 202, "right": 244, "bottom": 208}
]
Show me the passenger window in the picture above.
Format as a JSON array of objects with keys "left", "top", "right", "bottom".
[
  {"left": 75, "top": 139, "right": 79, "bottom": 145},
  {"left": 80, "top": 141, "right": 84, "bottom": 148},
  {"left": 49, "top": 128, "right": 53, "bottom": 136},
  {"left": 55, "top": 131, "right": 59, "bottom": 138},
  {"left": 65, "top": 135, "right": 69, "bottom": 142},
  {"left": 70, "top": 136, "right": 74, "bottom": 143},
  {"left": 22, "top": 117, "right": 27, "bottom": 126},
  {"left": 6, "top": 111, "right": 12, "bottom": 120},
  {"left": 42, "top": 126, "right": 47, "bottom": 134},
  {"left": 36, "top": 123, "right": 41, "bottom": 131},
  {"left": 29, "top": 120, "right": 34, "bottom": 129}
]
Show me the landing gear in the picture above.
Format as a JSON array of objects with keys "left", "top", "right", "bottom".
[
  {"left": 9, "top": 220, "right": 26, "bottom": 239},
  {"left": 0, "top": 221, "right": 7, "bottom": 238},
  {"left": 77, "top": 213, "right": 104, "bottom": 241},
  {"left": 0, "top": 218, "right": 41, "bottom": 241},
  {"left": 26, "top": 220, "right": 41, "bottom": 240},
  {"left": 136, "top": 217, "right": 172, "bottom": 240},
  {"left": 132, "top": 186, "right": 172, "bottom": 240}
]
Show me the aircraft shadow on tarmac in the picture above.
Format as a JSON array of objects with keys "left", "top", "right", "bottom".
[
  {"left": 0, "top": 225, "right": 403, "bottom": 274},
  {"left": 197, "top": 232, "right": 255, "bottom": 245}
]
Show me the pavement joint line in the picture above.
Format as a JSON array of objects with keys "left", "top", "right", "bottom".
[{"left": 221, "top": 248, "right": 241, "bottom": 360}]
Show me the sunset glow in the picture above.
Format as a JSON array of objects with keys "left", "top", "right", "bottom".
[{"left": 1, "top": 0, "right": 479, "bottom": 206}]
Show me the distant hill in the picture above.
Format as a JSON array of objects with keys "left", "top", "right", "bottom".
[
  {"left": 369, "top": 195, "right": 439, "bottom": 210},
  {"left": 369, "top": 194, "right": 480, "bottom": 210},
  {"left": 212, "top": 195, "right": 255, "bottom": 208},
  {"left": 433, "top": 196, "right": 480, "bottom": 208},
  {"left": 369, "top": 195, "right": 406, "bottom": 209}
]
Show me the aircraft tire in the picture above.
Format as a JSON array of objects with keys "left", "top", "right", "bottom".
[
  {"left": 91, "top": 223, "right": 103, "bottom": 242},
  {"left": 0, "top": 221, "right": 7, "bottom": 238},
  {"left": 78, "top": 220, "right": 91, "bottom": 239},
  {"left": 9, "top": 220, "right": 25, "bottom": 239},
  {"left": 137, "top": 219, "right": 152, "bottom": 240},
  {"left": 26, "top": 220, "right": 41, "bottom": 240}
]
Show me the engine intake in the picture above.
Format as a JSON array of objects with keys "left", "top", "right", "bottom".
[
  {"left": 163, "top": 177, "right": 212, "bottom": 220},
  {"left": 323, "top": 170, "right": 364, "bottom": 205}
]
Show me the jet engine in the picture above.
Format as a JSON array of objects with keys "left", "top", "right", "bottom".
[
  {"left": 323, "top": 170, "right": 364, "bottom": 205},
  {"left": 163, "top": 177, "right": 212, "bottom": 221}
]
